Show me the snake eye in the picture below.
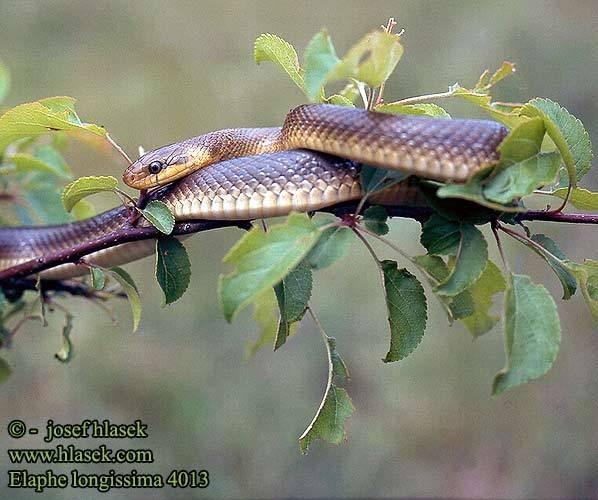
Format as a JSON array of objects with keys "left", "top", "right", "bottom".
[{"left": 148, "top": 160, "right": 164, "bottom": 175}]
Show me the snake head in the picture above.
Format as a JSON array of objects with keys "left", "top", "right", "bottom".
[{"left": 123, "top": 141, "right": 209, "bottom": 190}]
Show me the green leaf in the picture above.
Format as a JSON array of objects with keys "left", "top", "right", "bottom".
[
  {"left": 521, "top": 98, "right": 593, "bottom": 183},
  {"left": 306, "top": 223, "right": 354, "bottom": 269},
  {"left": 303, "top": 29, "right": 340, "bottom": 101},
  {"left": 530, "top": 234, "right": 577, "bottom": 300},
  {"left": 140, "top": 200, "right": 175, "bottom": 235},
  {"left": 0, "top": 59, "right": 10, "bottom": 104},
  {"left": 61, "top": 175, "right": 118, "bottom": 212},
  {"left": 325, "top": 94, "right": 355, "bottom": 107},
  {"left": 450, "top": 87, "right": 522, "bottom": 128},
  {"left": 380, "top": 260, "right": 427, "bottom": 362},
  {"left": 25, "top": 185, "right": 72, "bottom": 224},
  {"left": 254, "top": 33, "right": 304, "bottom": 91},
  {"left": 155, "top": 237, "right": 191, "bottom": 306},
  {"left": 299, "top": 332, "right": 353, "bottom": 454},
  {"left": 299, "top": 385, "right": 354, "bottom": 454},
  {"left": 107, "top": 267, "right": 142, "bottom": 332},
  {"left": 90, "top": 267, "right": 105, "bottom": 291},
  {"left": 436, "top": 168, "right": 526, "bottom": 213},
  {"left": 483, "top": 152, "right": 561, "bottom": 204},
  {"left": 54, "top": 312, "right": 74, "bottom": 363},
  {"left": 420, "top": 214, "right": 461, "bottom": 255},
  {"left": 493, "top": 274, "right": 561, "bottom": 395},
  {"left": 10, "top": 150, "right": 71, "bottom": 179},
  {"left": 359, "top": 165, "right": 409, "bottom": 194},
  {"left": 564, "top": 259, "right": 598, "bottom": 323},
  {"left": 246, "top": 289, "right": 279, "bottom": 358},
  {"left": 497, "top": 116, "right": 545, "bottom": 166},
  {"left": 461, "top": 260, "right": 506, "bottom": 337},
  {"left": 436, "top": 224, "right": 488, "bottom": 297},
  {"left": 549, "top": 187, "right": 598, "bottom": 211},
  {"left": 413, "top": 255, "right": 474, "bottom": 323},
  {"left": 273, "top": 261, "right": 312, "bottom": 350},
  {"left": 328, "top": 31, "right": 403, "bottom": 88},
  {"left": 374, "top": 102, "right": 451, "bottom": 118},
  {"left": 0, "top": 356, "right": 11, "bottom": 384},
  {"left": 362, "top": 205, "right": 389, "bottom": 235},
  {"left": 328, "top": 337, "right": 350, "bottom": 382},
  {"left": 0, "top": 96, "right": 107, "bottom": 153},
  {"left": 219, "top": 213, "right": 321, "bottom": 322},
  {"left": 71, "top": 199, "right": 96, "bottom": 220}
]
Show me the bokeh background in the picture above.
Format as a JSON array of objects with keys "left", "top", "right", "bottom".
[{"left": 1, "top": 1, "right": 597, "bottom": 498}]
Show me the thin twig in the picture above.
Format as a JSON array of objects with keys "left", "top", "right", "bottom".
[
  {"left": 491, "top": 221, "right": 511, "bottom": 273},
  {"left": 106, "top": 133, "right": 133, "bottom": 165}
]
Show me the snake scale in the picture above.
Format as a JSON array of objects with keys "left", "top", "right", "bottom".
[{"left": 0, "top": 104, "right": 508, "bottom": 279}]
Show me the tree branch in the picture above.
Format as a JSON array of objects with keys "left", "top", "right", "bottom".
[{"left": 0, "top": 201, "right": 595, "bottom": 285}]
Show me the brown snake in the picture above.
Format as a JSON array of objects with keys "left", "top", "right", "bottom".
[{"left": 0, "top": 104, "right": 508, "bottom": 279}]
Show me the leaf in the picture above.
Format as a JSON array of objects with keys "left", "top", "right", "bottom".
[
  {"left": 362, "top": 205, "right": 389, "bottom": 236},
  {"left": 25, "top": 185, "right": 72, "bottom": 224},
  {"left": 10, "top": 151, "right": 71, "bottom": 179},
  {"left": 483, "top": 152, "right": 561, "bottom": 204},
  {"left": 420, "top": 214, "right": 461, "bottom": 255},
  {"left": 493, "top": 274, "right": 561, "bottom": 395},
  {"left": 521, "top": 98, "right": 593, "bottom": 183},
  {"left": 328, "top": 337, "right": 350, "bottom": 382},
  {"left": 140, "top": 200, "right": 175, "bottom": 235},
  {"left": 549, "top": 187, "right": 598, "bottom": 211},
  {"left": 328, "top": 31, "right": 403, "bottom": 88},
  {"left": 374, "top": 102, "right": 451, "bottom": 118},
  {"left": 155, "top": 237, "right": 191, "bottom": 305},
  {"left": 0, "top": 59, "right": 10, "bottom": 104},
  {"left": 107, "top": 267, "right": 142, "bottom": 332},
  {"left": 90, "top": 267, "right": 106, "bottom": 290},
  {"left": 254, "top": 33, "right": 304, "bottom": 91},
  {"left": 461, "top": 260, "right": 506, "bottom": 337},
  {"left": 0, "top": 96, "right": 107, "bottom": 153},
  {"left": 299, "top": 385, "right": 354, "bottom": 454},
  {"left": 413, "top": 255, "right": 474, "bottom": 323},
  {"left": 273, "top": 261, "right": 312, "bottom": 350},
  {"left": 380, "top": 260, "right": 427, "bottom": 362},
  {"left": 303, "top": 29, "right": 340, "bottom": 101},
  {"left": 325, "top": 94, "right": 355, "bottom": 107},
  {"left": 497, "top": 116, "right": 545, "bottom": 166},
  {"left": 219, "top": 213, "right": 321, "bottom": 322},
  {"left": 436, "top": 168, "right": 526, "bottom": 213},
  {"left": 564, "top": 260, "right": 598, "bottom": 323},
  {"left": 61, "top": 175, "right": 118, "bottom": 212},
  {"left": 54, "top": 312, "right": 74, "bottom": 363},
  {"left": 359, "top": 164, "right": 409, "bottom": 194},
  {"left": 246, "top": 289, "right": 279, "bottom": 358},
  {"left": 299, "top": 332, "right": 353, "bottom": 454},
  {"left": 450, "top": 86, "right": 522, "bottom": 128},
  {"left": 306, "top": 223, "right": 354, "bottom": 269},
  {"left": 530, "top": 234, "right": 577, "bottom": 300},
  {"left": 71, "top": 199, "right": 96, "bottom": 220},
  {"left": 0, "top": 356, "right": 11, "bottom": 384},
  {"left": 436, "top": 224, "right": 488, "bottom": 297}
]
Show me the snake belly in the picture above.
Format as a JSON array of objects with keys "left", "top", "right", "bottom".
[{"left": 0, "top": 151, "right": 426, "bottom": 280}]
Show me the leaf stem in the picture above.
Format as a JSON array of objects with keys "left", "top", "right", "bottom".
[
  {"left": 299, "top": 305, "right": 334, "bottom": 442},
  {"left": 392, "top": 90, "right": 456, "bottom": 106},
  {"left": 106, "top": 133, "right": 133, "bottom": 165},
  {"left": 491, "top": 221, "right": 511, "bottom": 274},
  {"left": 351, "top": 228, "right": 382, "bottom": 268},
  {"left": 358, "top": 226, "right": 416, "bottom": 264}
]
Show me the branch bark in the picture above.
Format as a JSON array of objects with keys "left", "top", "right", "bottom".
[{"left": 0, "top": 202, "right": 595, "bottom": 284}]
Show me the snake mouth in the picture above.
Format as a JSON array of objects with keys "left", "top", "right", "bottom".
[{"left": 123, "top": 162, "right": 193, "bottom": 190}]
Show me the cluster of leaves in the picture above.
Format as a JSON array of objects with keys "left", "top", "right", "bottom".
[{"left": 0, "top": 21, "right": 597, "bottom": 453}]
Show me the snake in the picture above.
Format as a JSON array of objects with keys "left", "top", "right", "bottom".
[{"left": 0, "top": 104, "right": 508, "bottom": 280}]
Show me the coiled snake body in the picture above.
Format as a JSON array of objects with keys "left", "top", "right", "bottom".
[{"left": 0, "top": 104, "right": 508, "bottom": 279}]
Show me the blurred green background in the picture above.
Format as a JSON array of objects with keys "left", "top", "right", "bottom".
[{"left": 1, "top": 1, "right": 597, "bottom": 498}]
